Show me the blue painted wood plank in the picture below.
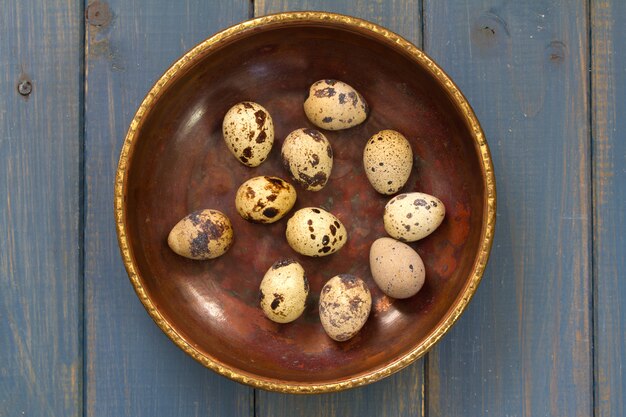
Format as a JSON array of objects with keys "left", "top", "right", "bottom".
[
  {"left": 592, "top": 1, "right": 626, "bottom": 415},
  {"left": 256, "top": 0, "right": 423, "bottom": 48},
  {"left": 0, "top": 1, "right": 82, "bottom": 416},
  {"left": 254, "top": 2, "right": 424, "bottom": 416},
  {"left": 424, "top": 1, "right": 592, "bottom": 416},
  {"left": 258, "top": 366, "right": 423, "bottom": 417},
  {"left": 83, "top": 1, "right": 252, "bottom": 416}
]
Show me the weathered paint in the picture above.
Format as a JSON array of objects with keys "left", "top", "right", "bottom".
[
  {"left": 592, "top": 1, "right": 626, "bottom": 416},
  {"left": 0, "top": 1, "right": 82, "bottom": 416},
  {"left": 84, "top": 1, "right": 252, "bottom": 416},
  {"left": 4, "top": 0, "right": 625, "bottom": 416},
  {"left": 424, "top": 1, "right": 592, "bottom": 416}
]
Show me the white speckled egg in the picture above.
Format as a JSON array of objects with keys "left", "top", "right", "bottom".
[
  {"left": 259, "top": 259, "right": 309, "bottom": 323},
  {"left": 384, "top": 192, "right": 446, "bottom": 242},
  {"left": 303, "top": 79, "right": 369, "bottom": 130},
  {"left": 235, "top": 176, "right": 296, "bottom": 224},
  {"left": 281, "top": 128, "right": 333, "bottom": 191},
  {"left": 285, "top": 207, "right": 347, "bottom": 257},
  {"left": 222, "top": 101, "right": 274, "bottom": 167},
  {"left": 369, "top": 237, "right": 425, "bottom": 299},
  {"left": 363, "top": 130, "right": 413, "bottom": 195},
  {"left": 319, "top": 274, "right": 372, "bottom": 342},
  {"left": 167, "top": 209, "right": 233, "bottom": 260}
]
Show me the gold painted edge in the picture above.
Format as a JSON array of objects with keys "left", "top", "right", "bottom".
[{"left": 114, "top": 11, "right": 497, "bottom": 394}]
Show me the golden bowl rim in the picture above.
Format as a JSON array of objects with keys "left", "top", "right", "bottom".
[{"left": 114, "top": 10, "right": 497, "bottom": 394}]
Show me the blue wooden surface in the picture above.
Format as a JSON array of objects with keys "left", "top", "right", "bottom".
[
  {"left": 0, "top": 1, "right": 82, "bottom": 416},
  {"left": 424, "top": 1, "right": 593, "bottom": 416},
  {"left": 592, "top": 1, "right": 626, "bottom": 416},
  {"left": 2, "top": 0, "right": 625, "bottom": 416},
  {"left": 83, "top": 1, "right": 252, "bottom": 416}
]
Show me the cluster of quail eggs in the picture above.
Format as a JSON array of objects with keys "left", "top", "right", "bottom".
[{"left": 167, "top": 79, "right": 446, "bottom": 342}]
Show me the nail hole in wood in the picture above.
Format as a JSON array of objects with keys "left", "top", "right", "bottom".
[{"left": 17, "top": 80, "right": 32, "bottom": 96}]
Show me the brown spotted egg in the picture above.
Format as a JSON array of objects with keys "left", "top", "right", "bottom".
[
  {"left": 167, "top": 209, "right": 233, "bottom": 260},
  {"left": 281, "top": 128, "right": 333, "bottom": 191},
  {"left": 303, "top": 79, "right": 369, "bottom": 130},
  {"left": 369, "top": 237, "right": 425, "bottom": 299},
  {"left": 363, "top": 130, "right": 413, "bottom": 195},
  {"left": 319, "top": 274, "right": 372, "bottom": 342},
  {"left": 235, "top": 176, "right": 296, "bottom": 224},
  {"left": 285, "top": 207, "right": 347, "bottom": 257},
  {"left": 259, "top": 259, "right": 309, "bottom": 323},
  {"left": 222, "top": 101, "right": 274, "bottom": 167},
  {"left": 384, "top": 192, "right": 446, "bottom": 242}
]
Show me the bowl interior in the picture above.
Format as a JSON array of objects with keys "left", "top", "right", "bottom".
[{"left": 124, "top": 22, "right": 485, "bottom": 385}]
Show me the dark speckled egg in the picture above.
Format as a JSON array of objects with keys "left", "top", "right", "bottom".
[
  {"left": 259, "top": 259, "right": 309, "bottom": 324},
  {"left": 281, "top": 128, "right": 333, "bottom": 191},
  {"left": 303, "top": 79, "right": 369, "bottom": 130},
  {"left": 167, "top": 209, "right": 234, "bottom": 260},
  {"left": 235, "top": 176, "right": 297, "bottom": 224},
  {"left": 285, "top": 207, "right": 347, "bottom": 257},
  {"left": 384, "top": 192, "right": 446, "bottom": 241},
  {"left": 222, "top": 101, "right": 274, "bottom": 167},
  {"left": 319, "top": 274, "right": 372, "bottom": 342}
]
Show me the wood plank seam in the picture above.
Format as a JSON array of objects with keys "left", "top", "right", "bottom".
[
  {"left": 80, "top": 1, "right": 87, "bottom": 417},
  {"left": 417, "top": 6, "right": 428, "bottom": 417},
  {"left": 591, "top": 1, "right": 625, "bottom": 416},
  {"left": 587, "top": 2, "right": 597, "bottom": 417}
]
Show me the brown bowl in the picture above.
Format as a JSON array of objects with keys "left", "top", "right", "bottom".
[{"left": 115, "top": 12, "right": 496, "bottom": 393}]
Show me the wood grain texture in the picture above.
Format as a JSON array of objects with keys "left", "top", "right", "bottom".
[
  {"left": 592, "top": 1, "right": 626, "bottom": 416},
  {"left": 424, "top": 1, "right": 592, "bottom": 416},
  {"left": 0, "top": 1, "right": 82, "bottom": 416},
  {"left": 256, "top": 0, "right": 422, "bottom": 44},
  {"left": 83, "top": 1, "right": 252, "bottom": 416},
  {"left": 258, "top": 365, "right": 423, "bottom": 417},
  {"left": 254, "top": 2, "right": 424, "bottom": 416},
  {"left": 5, "top": 1, "right": 622, "bottom": 415}
]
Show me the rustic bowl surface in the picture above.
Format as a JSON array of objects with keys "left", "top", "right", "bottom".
[{"left": 116, "top": 12, "right": 495, "bottom": 393}]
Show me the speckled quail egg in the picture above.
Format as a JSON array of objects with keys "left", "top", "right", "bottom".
[
  {"left": 303, "top": 79, "right": 369, "bottom": 130},
  {"left": 286, "top": 207, "right": 347, "bottom": 257},
  {"left": 222, "top": 101, "right": 274, "bottom": 167},
  {"left": 167, "top": 209, "right": 233, "bottom": 260},
  {"left": 235, "top": 176, "right": 296, "bottom": 224},
  {"left": 259, "top": 259, "right": 309, "bottom": 323},
  {"left": 281, "top": 128, "right": 333, "bottom": 191},
  {"left": 319, "top": 274, "right": 372, "bottom": 342},
  {"left": 369, "top": 237, "right": 425, "bottom": 299},
  {"left": 384, "top": 192, "right": 446, "bottom": 242},
  {"left": 363, "top": 130, "right": 413, "bottom": 195}
]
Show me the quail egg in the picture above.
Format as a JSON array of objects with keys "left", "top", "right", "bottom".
[
  {"left": 369, "top": 237, "right": 425, "bottom": 299},
  {"left": 235, "top": 176, "right": 296, "bottom": 223},
  {"left": 319, "top": 274, "right": 372, "bottom": 341},
  {"left": 303, "top": 79, "right": 369, "bottom": 130},
  {"left": 363, "top": 129, "right": 413, "bottom": 195},
  {"left": 281, "top": 128, "right": 333, "bottom": 191},
  {"left": 259, "top": 259, "right": 309, "bottom": 323},
  {"left": 167, "top": 209, "right": 233, "bottom": 260},
  {"left": 222, "top": 101, "right": 274, "bottom": 167},
  {"left": 286, "top": 207, "right": 347, "bottom": 257},
  {"left": 384, "top": 192, "right": 446, "bottom": 241}
]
